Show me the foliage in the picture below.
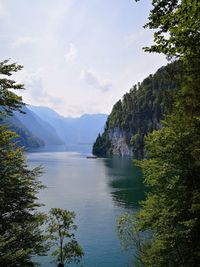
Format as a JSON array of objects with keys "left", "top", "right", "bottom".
[
  {"left": 92, "top": 132, "right": 111, "bottom": 156},
  {"left": 47, "top": 208, "right": 84, "bottom": 266},
  {"left": 117, "top": 213, "right": 149, "bottom": 267},
  {"left": 93, "top": 61, "right": 180, "bottom": 158},
  {"left": 0, "top": 59, "right": 25, "bottom": 116},
  {"left": 118, "top": 0, "right": 200, "bottom": 266},
  {"left": 135, "top": 107, "right": 200, "bottom": 266},
  {"left": 0, "top": 60, "right": 47, "bottom": 266},
  {"left": 142, "top": 0, "right": 200, "bottom": 61}
]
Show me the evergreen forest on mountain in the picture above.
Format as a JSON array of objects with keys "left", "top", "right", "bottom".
[{"left": 93, "top": 61, "right": 181, "bottom": 158}]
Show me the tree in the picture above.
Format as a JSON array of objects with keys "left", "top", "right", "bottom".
[
  {"left": 140, "top": 0, "right": 199, "bottom": 59},
  {"left": 118, "top": 1, "right": 200, "bottom": 266},
  {"left": 138, "top": 110, "right": 200, "bottom": 266},
  {"left": 0, "top": 59, "right": 25, "bottom": 116},
  {"left": 0, "top": 60, "right": 47, "bottom": 266},
  {"left": 117, "top": 213, "right": 148, "bottom": 267},
  {"left": 47, "top": 208, "right": 84, "bottom": 267}
]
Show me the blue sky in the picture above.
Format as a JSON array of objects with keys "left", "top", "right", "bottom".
[{"left": 0, "top": 0, "right": 167, "bottom": 117}]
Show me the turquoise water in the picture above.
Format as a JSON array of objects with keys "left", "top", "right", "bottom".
[{"left": 27, "top": 147, "right": 145, "bottom": 267}]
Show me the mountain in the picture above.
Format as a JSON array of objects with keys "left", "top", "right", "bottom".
[
  {"left": 2, "top": 105, "right": 107, "bottom": 150},
  {"left": 92, "top": 62, "right": 181, "bottom": 159},
  {"left": 2, "top": 114, "right": 45, "bottom": 149},
  {"left": 29, "top": 106, "right": 107, "bottom": 145},
  {"left": 14, "top": 107, "right": 64, "bottom": 146},
  {"left": 28, "top": 106, "right": 71, "bottom": 142},
  {"left": 2, "top": 106, "right": 64, "bottom": 149}
]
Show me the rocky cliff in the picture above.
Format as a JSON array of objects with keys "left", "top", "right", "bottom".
[
  {"left": 93, "top": 62, "right": 181, "bottom": 158},
  {"left": 108, "top": 127, "right": 133, "bottom": 157}
]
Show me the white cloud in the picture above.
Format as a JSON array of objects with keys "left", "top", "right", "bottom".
[
  {"left": 80, "top": 69, "right": 112, "bottom": 93},
  {"left": 64, "top": 43, "right": 77, "bottom": 63},
  {"left": 11, "top": 36, "right": 39, "bottom": 48},
  {"left": 16, "top": 69, "right": 63, "bottom": 107},
  {"left": 80, "top": 69, "right": 98, "bottom": 85},
  {"left": 27, "top": 77, "right": 63, "bottom": 106}
]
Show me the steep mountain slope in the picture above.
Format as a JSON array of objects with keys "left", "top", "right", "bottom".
[
  {"left": 29, "top": 106, "right": 107, "bottom": 145},
  {"left": 2, "top": 115, "right": 44, "bottom": 149},
  {"left": 93, "top": 62, "right": 181, "bottom": 158},
  {"left": 13, "top": 107, "right": 64, "bottom": 146},
  {"left": 28, "top": 106, "right": 71, "bottom": 142},
  {"left": 1, "top": 105, "right": 107, "bottom": 150}
]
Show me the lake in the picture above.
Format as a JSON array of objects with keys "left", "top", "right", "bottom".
[{"left": 27, "top": 146, "right": 145, "bottom": 267}]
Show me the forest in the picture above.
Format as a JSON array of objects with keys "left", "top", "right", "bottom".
[{"left": 93, "top": 61, "right": 181, "bottom": 158}]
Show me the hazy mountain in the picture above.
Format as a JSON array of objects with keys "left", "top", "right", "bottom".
[
  {"left": 2, "top": 114, "right": 45, "bottom": 149},
  {"left": 29, "top": 106, "right": 108, "bottom": 145},
  {"left": 28, "top": 106, "right": 68, "bottom": 142},
  {"left": 1, "top": 105, "right": 107, "bottom": 149},
  {"left": 13, "top": 107, "right": 64, "bottom": 146}
]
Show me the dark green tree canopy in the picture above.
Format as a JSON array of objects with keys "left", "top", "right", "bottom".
[
  {"left": 0, "top": 60, "right": 47, "bottom": 266},
  {"left": 118, "top": 1, "right": 200, "bottom": 266},
  {"left": 0, "top": 59, "right": 25, "bottom": 116}
]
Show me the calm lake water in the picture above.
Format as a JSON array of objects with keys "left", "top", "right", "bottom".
[{"left": 27, "top": 146, "right": 145, "bottom": 267}]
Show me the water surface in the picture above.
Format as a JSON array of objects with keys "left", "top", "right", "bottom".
[{"left": 27, "top": 147, "right": 145, "bottom": 267}]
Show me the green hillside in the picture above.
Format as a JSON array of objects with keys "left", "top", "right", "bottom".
[
  {"left": 93, "top": 61, "right": 181, "bottom": 158},
  {"left": 2, "top": 115, "right": 44, "bottom": 149}
]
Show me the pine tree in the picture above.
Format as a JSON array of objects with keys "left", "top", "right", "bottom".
[{"left": 0, "top": 60, "right": 47, "bottom": 266}]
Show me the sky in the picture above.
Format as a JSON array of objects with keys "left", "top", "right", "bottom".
[{"left": 0, "top": 0, "right": 167, "bottom": 117}]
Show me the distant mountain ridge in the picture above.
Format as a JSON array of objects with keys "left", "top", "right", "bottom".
[
  {"left": 29, "top": 106, "right": 107, "bottom": 145},
  {"left": 14, "top": 107, "right": 64, "bottom": 146},
  {"left": 3, "top": 105, "right": 107, "bottom": 150}
]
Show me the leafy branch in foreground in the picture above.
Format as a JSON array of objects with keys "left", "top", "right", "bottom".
[
  {"left": 47, "top": 208, "right": 84, "bottom": 267},
  {"left": 0, "top": 59, "right": 25, "bottom": 116},
  {"left": 117, "top": 213, "right": 149, "bottom": 267}
]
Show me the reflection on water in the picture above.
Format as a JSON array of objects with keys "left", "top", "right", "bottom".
[
  {"left": 28, "top": 144, "right": 92, "bottom": 155},
  {"left": 103, "top": 157, "right": 145, "bottom": 209},
  {"left": 27, "top": 147, "right": 145, "bottom": 267}
]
